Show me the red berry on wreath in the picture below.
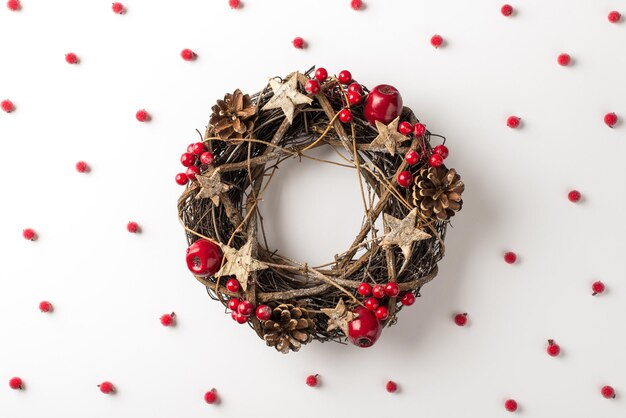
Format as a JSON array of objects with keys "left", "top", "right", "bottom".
[
  {"left": 127, "top": 221, "right": 140, "bottom": 233},
  {"left": 186, "top": 239, "right": 223, "bottom": 277},
  {"left": 315, "top": 67, "right": 328, "bottom": 82},
  {"left": 557, "top": 53, "right": 571, "bottom": 66},
  {"left": 384, "top": 282, "right": 400, "bottom": 298},
  {"left": 351, "top": 0, "right": 363, "bottom": 11},
  {"left": 65, "top": 53, "right": 79, "bottom": 64},
  {"left": 504, "top": 399, "right": 518, "bottom": 412},
  {"left": 454, "top": 313, "right": 468, "bottom": 326},
  {"left": 228, "top": 0, "right": 240, "bottom": 9},
  {"left": 507, "top": 115, "right": 520, "bottom": 128},
  {"left": 504, "top": 251, "right": 517, "bottom": 264},
  {"left": 112, "top": 2, "right": 125, "bottom": 14},
  {"left": 386, "top": 380, "right": 397, "bottom": 393},
  {"left": 1, "top": 99, "right": 15, "bottom": 113},
  {"left": 358, "top": 282, "right": 372, "bottom": 297},
  {"left": 175, "top": 173, "right": 188, "bottom": 185},
  {"left": 98, "top": 381, "right": 115, "bottom": 394},
  {"left": 608, "top": 11, "right": 621, "bottom": 23},
  {"left": 547, "top": 339, "right": 560, "bottom": 357},
  {"left": 397, "top": 171, "right": 413, "bottom": 188},
  {"left": 305, "top": 79, "right": 320, "bottom": 95},
  {"left": 604, "top": 112, "right": 618, "bottom": 127},
  {"left": 429, "top": 154, "right": 444, "bottom": 168},
  {"left": 414, "top": 123, "right": 426, "bottom": 136},
  {"left": 363, "top": 84, "right": 403, "bottom": 126},
  {"left": 338, "top": 70, "right": 352, "bottom": 85},
  {"left": 398, "top": 121, "right": 413, "bottom": 135},
  {"left": 234, "top": 311, "right": 248, "bottom": 324},
  {"left": 9, "top": 377, "right": 23, "bottom": 390},
  {"left": 237, "top": 300, "right": 254, "bottom": 316},
  {"left": 400, "top": 292, "right": 415, "bottom": 306},
  {"left": 292, "top": 37, "right": 305, "bottom": 49},
  {"left": 186, "top": 166, "right": 200, "bottom": 180},
  {"left": 348, "top": 91, "right": 362, "bottom": 105},
  {"left": 372, "top": 284, "right": 385, "bottom": 299},
  {"left": 592, "top": 280, "right": 605, "bottom": 295},
  {"left": 433, "top": 145, "right": 449, "bottom": 159},
  {"left": 375, "top": 306, "right": 389, "bottom": 320},
  {"left": 204, "top": 388, "right": 218, "bottom": 404},
  {"left": 39, "top": 301, "right": 53, "bottom": 312},
  {"left": 501, "top": 4, "right": 513, "bottom": 16},
  {"left": 306, "top": 374, "right": 318, "bottom": 387},
  {"left": 601, "top": 385, "right": 616, "bottom": 399},
  {"left": 181, "top": 152, "right": 197, "bottom": 167},
  {"left": 7, "top": 0, "right": 20, "bottom": 11},
  {"left": 430, "top": 34, "right": 443, "bottom": 48},
  {"left": 228, "top": 298, "right": 240, "bottom": 311},
  {"left": 189, "top": 142, "right": 206, "bottom": 155},
  {"left": 200, "top": 151, "right": 215, "bottom": 165},
  {"left": 348, "top": 82, "right": 364, "bottom": 95},
  {"left": 568, "top": 190, "right": 581, "bottom": 202},
  {"left": 160, "top": 312, "right": 176, "bottom": 327},
  {"left": 255, "top": 304, "right": 272, "bottom": 321},
  {"left": 22, "top": 228, "right": 37, "bottom": 241},
  {"left": 405, "top": 150, "right": 419, "bottom": 165},
  {"left": 136, "top": 109, "right": 150, "bottom": 122},
  {"left": 364, "top": 297, "right": 379, "bottom": 311},
  {"left": 226, "top": 278, "right": 240, "bottom": 292},
  {"left": 75, "top": 161, "right": 89, "bottom": 173},
  {"left": 339, "top": 109, "right": 353, "bottom": 123},
  {"left": 348, "top": 307, "right": 382, "bottom": 347}
]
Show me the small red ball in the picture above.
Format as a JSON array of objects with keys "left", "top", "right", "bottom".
[
  {"left": 226, "top": 278, "right": 240, "bottom": 293},
  {"left": 7, "top": 0, "right": 21, "bottom": 11},
  {"left": 351, "top": 0, "right": 363, "bottom": 10},
  {"left": 405, "top": 150, "right": 419, "bottom": 165},
  {"left": 75, "top": 161, "right": 89, "bottom": 173},
  {"left": 338, "top": 70, "right": 352, "bottom": 85},
  {"left": 9, "top": 377, "right": 23, "bottom": 390},
  {"left": 305, "top": 79, "right": 320, "bottom": 95},
  {"left": 358, "top": 282, "right": 372, "bottom": 297},
  {"left": 228, "top": 0, "right": 240, "bottom": 9},
  {"left": 22, "top": 228, "right": 37, "bottom": 241},
  {"left": 504, "top": 399, "right": 518, "bottom": 412},
  {"left": 315, "top": 67, "right": 328, "bottom": 82},
  {"left": 180, "top": 48, "right": 196, "bottom": 61},
  {"left": 181, "top": 153, "right": 197, "bottom": 167},
  {"left": 99, "top": 381, "right": 115, "bottom": 394},
  {"left": 175, "top": 173, "right": 188, "bottom": 185},
  {"left": 292, "top": 37, "right": 305, "bottom": 49},
  {"left": 1, "top": 99, "right": 15, "bottom": 113},
  {"left": 592, "top": 280, "right": 605, "bottom": 295},
  {"left": 112, "top": 2, "right": 124, "bottom": 14},
  {"left": 228, "top": 298, "right": 240, "bottom": 311},
  {"left": 372, "top": 284, "right": 385, "bottom": 299},
  {"left": 547, "top": 339, "right": 560, "bottom": 357},
  {"left": 386, "top": 380, "right": 397, "bottom": 393},
  {"left": 189, "top": 142, "right": 206, "bottom": 155},
  {"left": 347, "top": 82, "right": 364, "bottom": 95},
  {"left": 204, "top": 388, "right": 218, "bottom": 404},
  {"left": 568, "top": 190, "right": 581, "bottom": 203},
  {"left": 501, "top": 4, "right": 513, "bottom": 16},
  {"left": 339, "top": 109, "right": 353, "bottom": 123},
  {"left": 454, "top": 313, "right": 468, "bottom": 326},
  {"left": 384, "top": 282, "right": 400, "bottom": 298},
  {"left": 557, "top": 53, "right": 571, "bottom": 66},
  {"left": 127, "top": 221, "right": 139, "bottom": 233},
  {"left": 65, "top": 53, "right": 79, "bottom": 64},
  {"left": 398, "top": 121, "right": 413, "bottom": 135},
  {"left": 507, "top": 115, "right": 521, "bottom": 128},
  {"left": 414, "top": 123, "right": 426, "bottom": 137},
  {"left": 364, "top": 297, "right": 379, "bottom": 311},
  {"left": 348, "top": 91, "right": 362, "bottom": 105},
  {"left": 255, "top": 304, "right": 272, "bottom": 321},
  {"left": 601, "top": 385, "right": 616, "bottom": 399},
  {"left": 429, "top": 154, "right": 444, "bottom": 168},
  {"left": 604, "top": 112, "right": 618, "bottom": 127},
  {"left": 200, "top": 152, "right": 215, "bottom": 165},
  {"left": 186, "top": 166, "right": 200, "bottom": 181},
  {"left": 504, "top": 251, "right": 517, "bottom": 264},
  {"left": 237, "top": 300, "right": 254, "bottom": 316},
  {"left": 160, "top": 312, "right": 175, "bottom": 327},
  {"left": 430, "top": 34, "right": 443, "bottom": 48},
  {"left": 400, "top": 292, "right": 415, "bottom": 306},
  {"left": 375, "top": 306, "right": 388, "bottom": 320},
  {"left": 39, "top": 301, "right": 53, "bottom": 313},
  {"left": 397, "top": 171, "right": 413, "bottom": 188},
  {"left": 136, "top": 109, "right": 150, "bottom": 122},
  {"left": 234, "top": 311, "right": 248, "bottom": 324},
  {"left": 608, "top": 11, "right": 621, "bottom": 23},
  {"left": 433, "top": 145, "right": 449, "bottom": 159},
  {"left": 306, "top": 374, "right": 318, "bottom": 387}
]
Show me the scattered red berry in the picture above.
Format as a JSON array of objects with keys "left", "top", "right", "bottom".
[
  {"left": 433, "top": 144, "right": 449, "bottom": 159},
  {"left": 547, "top": 339, "right": 560, "bottom": 357},
  {"left": 204, "top": 388, "right": 218, "bottom": 404},
  {"left": 255, "top": 304, "right": 271, "bottom": 321},
  {"left": 65, "top": 53, "right": 79, "bottom": 64},
  {"left": 306, "top": 374, "right": 319, "bottom": 387},
  {"left": 112, "top": 2, "right": 124, "bottom": 14},
  {"left": 200, "top": 151, "right": 214, "bottom": 165},
  {"left": 339, "top": 109, "right": 353, "bottom": 123},
  {"left": 592, "top": 281, "right": 605, "bottom": 296},
  {"left": 23, "top": 228, "right": 37, "bottom": 241},
  {"left": 397, "top": 171, "right": 413, "bottom": 187},
  {"left": 504, "top": 251, "right": 517, "bottom": 264},
  {"left": 226, "top": 278, "right": 240, "bottom": 293},
  {"left": 430, "top": 34, "right": 443, "bottom": 48},
  {"left": 454, "top": 313, "right": 468, "bottom": 326},
  {"left": 405, "top": 150, "right": 419, "bottom": 165},
  {"left": 400, "top": 292, "right": 415, "bottom": 306},
  {"left": 398, "top": 121, "right": 413, "bottom": 135},
  {"left": 228, "top": 298, "right": 240, "bottom": 311},
  {"left": 160, "top": 312, "right": 176, "bottom": 326},
  {"left": 126, "top": 221, "right": 139, "bottom": 233},
  {"left": 75, "top": 161, "right": 89, "bottom": 173},
  {"left": 507, "top": 115, "right": 521, "bottom": 128},
  {"left": 1, "top": 99, "right": 15, "bottom": 113},
  {"left": 39, "top": 301, "right": 53, "bottom": 313},
  {"left": 305, "top": 79, "right": 320, "bottom": 95},
  {"left": 557, "top": 53, "right": 571, "bottom": 66},
  {"left": 228, "top": 0, "right": 240, "bottom": 9},
  {"left": 351, "top": 0, "right": 363, "bottom": 10},
  {"left": 98, "top": 381, "right": 115, "bottom": 394},
  {"left": 9, "top": 377, "right": 23, "bottom": 390},
  {"left": 501, "top": 4, "right": 513, "bottom": 16},
  {"left": 347, "top": 82, "right": 364, "bottom": 94},
  {"left": 180, "top": 48, "right": 196, "bottom": 61},
  {"left": 384, "top": 282, "right": 400, "bottom": 298},
  {"left": 315, "top": 67, "right": 328, "bottom": 82},
  {"left": 414, "top": 123, "right": 426, "bottom": 136},
  {"left": 386, "top": 381, "right": 397, "bottom": 393},
  {"left": 601, "top": 385, "right": 616, "bottom": 399},
  {"left": 175, "top": 173, "right": 188, "bottom": 185},
  {"left": 292, "top": 37, "right": 305, "bottom": 49},
  {"left": 604, "top": 112, "right": 618, "bottom": 128},
  {"left": 338, "top": 70, "right": 352, "bottom": 84},
  {"left": 568, "top": 190, "right": 581, "bottom": 202},
  {"left": 504, "top": 399, "right": 518, "bottom": 412},
  {"left": 365, "top": 297, "right": 379, "bottom": 311},
  {"left": 237, "top": 300, "right": 254, "bottom": 316},
  {"left": 608, "top": 11, "right": 621, "bottom": 23},
  {"left": 372, "top": 284, "right": 385, "bottom": 299},
  {"left": 375, "top": 306, "right": 389, "bottom": 320},
  {"left": 233, "top": 311, "right": 248, "bottom": 324},
  {"left": 348, "top": 91, "right": 362, "bottom": 105},
  {"left": 181, "top": 152, "right": 197, "bottom": 167},
  {"left": 186, "top": 166, "right": 200, "bottom": 180},
  {"left": 358, "top": 282, "right": 372, "bottom": 297},
  {"left": 136, "top": 109, "right": 150, "bottom": 122},
  {"left": 7, "top": 0, "right": 21, "bottom": 11},
  {"left": 429, "top": 154, "right": 444, "bottom": 167}
]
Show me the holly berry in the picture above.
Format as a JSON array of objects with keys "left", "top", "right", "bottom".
[
  {"left": 347, "top": 307, "right": 382, "bottom": 347},
  {"left": 433, "top": 145, "right": 449, "bottom": 159},
  {"left": 608, "top": 11, "right": 621, "bottom": 23},
  {"left": 39, "top": 301, "right": 53, "bottom": 312},
  {"left": 604, "top": 112, "right": 618, "bottom": 128},
  {"left": 9, "top": 377, "right": 23, "bottom": 390},
  {"left": 233, "top": 311, "right": 247, "bottom": 323},
  {"left": 22, "top": 228, "right": 37, "bottom": 241},
  {"left": 160, "top": 312, "right": 176, "bottom": 327},
  {"left": 181, "top": 48, "right": 196, "bottom": 61},
  {"left": 372, "top": 284, "right": 385, "bottom": 299},
  {"left": 429, "top": 154, "right": 444, "bottom": 167},
  {"left": 136, "top": 109, "right": 150, "bottom": 122},
  {"left": 65, "top": 53, "right": 79, "bottom": 64},
  {"left": 348, "top": 91, "right": 362, "bottom": 105},
  {"left": 226, "top": 278, "right": 240, "bottom": 292},
  {"left": 504, "top": 399, "right": 518, "bottom": 412},
  {"left": 186, "top": 166, "right": 200, "bottom": 180},
  {"left": 255, "top": 304, "right": 272, "bottom": 321},
  {"left": 386, "top": 380, "right": 397, "bottom": 393},
  {"left": 507, "top": 115, "right": 521, "bottom": 128},
  {"left": 175, "top": 173, "right": 188, "bottom": 185},
  {"left": 237, "top": 300, "right": 254, "bottom": 316},
  {"left": 397, "top": 171, "right": 413, "bottom": 188},
  {"left": 305, "top": 79, "right": 320, "bottom": 95},
  {"left": 398, "top": 121, "right": 413, "bottom": 135},
  {"left": 363, "top": 84, "right": 403, "bottom": 125},
  {"left": 338, "top": 70, "right": 352, "bottom": 84},
  {"left": 358, "top": 282, "right": 372, "bottom": 297},
  {"left": 127, "top": 221, "right": 139, "bottom": 233},
  {"left": 351, "top": 0, "right": 363, "bottom": 10},
  {"left": 1, "top": 99, "right": 15, "bottom": 113},
  {"left": 186, "top": 239, "right": 223, "bottom": 277},
  {"left": 200, "top": 151, "right": 215, "bottom": 165},
  {"left": 414, "top": 123, "right": 426, "bottom": 136},
  {"left": 98, "top": 381, "right": 115, "bottom": 394},
  {"left": 228, "top": 0, "right": 240, "bottom": 9},
  {"left": 204, "top": 388, "right": 218, "bottom": 404},
  {"left": 384, "top": 282, "right": 400, "bottom": 298},
  {"left": 501, "top": 4, "right": 513, "bottom": 16},
  {"left": 568, "top": 190, "right": 581, "bottom": 202},
  {"left": 339, "top": 109, "right": 353, "bottom": 123},
  {"left": 400, "top": 292, "right": 415, "bottom": 306},
  {"left": 75, "top": 161, "right": 89, "bottom": 173},
  {"left": 375, "top": 306, "right": 388, "bottom": 320},
  {"left": 364, "top": 297, "right": 379, "bottom": 311},
  {"left": 557, "top": 53, "right": 571, "bottom": 66},
  {"left": 292, "top": 37, "right": 305, "bottom": 49},
  {"left": 347, "top": 82, "right": 364, "bottom": 94},
  {"left": 454, "top": 313, "right": 468, "bottom": 326},
  {"left": 405, "top": 150, "right": 419, "bottom": 165},
  {"left": 181, "top": 153, "right": 196, "bottom": 167},
  {"left": 504, "top": 251, "right": 517, "bottom": 264},
  {"left": 112, "top": 2, "right": 125, "bottom": 14},
  {"left": 430, "top": 34, "right": 443, "bottom": 48},
  {"left": 547, "top": 339, "right": 560, "bottom": 357},
  {"left": 601, "top": 385, "right": 616, "bottom": 399},
  {"left": 7, "top": 0, "right": 21, "bottom": 11},
  {"left": 228, "top": 298, "right": 240, "bottom": 311},
  {"left": 189, "top": 142, "right": 206, "bottom": 155},
  {"left": 592, "top": 280, "right": 605, "bottom": 295},
  {"left": 315, "top": 67, "right": 328, "bottom": 82},
  {"left": 306, "top": 374, "right": 319, "bottom": 387}
]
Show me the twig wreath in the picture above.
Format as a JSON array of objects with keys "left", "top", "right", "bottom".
[{"left": 177, "top": 67, "right": 464, "bottom": 353}]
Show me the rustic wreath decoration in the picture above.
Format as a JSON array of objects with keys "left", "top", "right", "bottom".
[{"left": 177, "top": 67, "right": 464, "bottom": 353}]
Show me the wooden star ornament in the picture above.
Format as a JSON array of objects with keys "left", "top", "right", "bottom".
[
  {"left": 320, "top": 299, "right": 356, "bottom": 335},
  {"left": 369, "top": 117, "right": 410, "bottom": 156},
  {"left": 217, "top": 238, "right": 268, "bottom": 291},
  {"left": 381, "top": 208, "right": 432, "bottom": 263},
  {"left": 261, "top": 72, "right": 312, "bottom": 124},
  {"left": 195, "top": 169, "right": 232, "bottom": 205}
]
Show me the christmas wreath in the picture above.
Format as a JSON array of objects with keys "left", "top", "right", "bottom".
[{"left": 177, "top": 67, "right": 464, "bottom": 353}]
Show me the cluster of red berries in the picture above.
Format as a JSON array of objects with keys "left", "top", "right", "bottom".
[
  {"left": 356, "top": 281, "right": 414, "bottom": 320},
  {"left": 304, "top": 67, "right": 362, "bottom": 125},
  {"left": 175, "top": 141, "right": 214, "bottom": 185},
  {"left": 225, "top": 279, "right": 272, "bottom": 324}
]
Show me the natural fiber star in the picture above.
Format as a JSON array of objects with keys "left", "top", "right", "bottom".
[
  {"left": 320, "top": 299, "right": 356, "bottom": 335},
  {"left": 261, "top": 73, "right": 312, "bottom": 124},
  {"left": 195, "top": 169, "right": 232, "bottom": 206},
  {"left": 218, "top": 239, "right": 268, "bottom": 291},
  {"left": 381, "top": 208, "right": 432, "bottom": 262},
  {"left": 369, "top": 117, "right": 409, "bottom": 156}
]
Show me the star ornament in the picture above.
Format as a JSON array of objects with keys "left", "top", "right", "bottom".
[
  {"left": 321, "top": 299, "right": 356, "bottom": 335},
  {"left": 381, "top": 208, "right": 432, "bottom": 263},
  {"left": 218, "top": 238, "right": 268, "bottom": 291},
  {"left": 369, "top": 117, "right": 410, "bottom": 156},
  {"left": 261, "top": 73, "right": 312, "bottom": 124},
  {"left": 195, "top": 169, "right": 232, "bottom": 205}
]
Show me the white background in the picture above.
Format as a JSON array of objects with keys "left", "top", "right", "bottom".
[{"left": 1, "top": 1, "right": 625, "bottom": 417}]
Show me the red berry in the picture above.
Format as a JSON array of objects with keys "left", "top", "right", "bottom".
[
  {"left": 568, "top": 190, "right": 581, "bottom": 202},
  {"left": 292, "top": 37, "right": 305, "bottom": 49},
  {"left": 601, "top": 385, "right": 616, "bottom": 399},
  {"left": 9, "top": 377, "right": 23, "bottom": 390},
  {"left": 75, "top": 161, "right": 89, "bottom": 173},
  {"left": 180, "top": 48, "right": 196, "bottom": 61},
  {"left": 547, "top": 339, "right": 560, "bottom": 357},
  {"left": 175, "top": 173, "right": 188, "bottom": 185},
  {"left": 186, "top": 239, "right": 223, "bottom": 277},
  {"left": 433, "top": 145, "right": 449, "bottom": 159},
  {"left": 501, "top": 4, "right": 513, "bottom": 16},
  {"left": 1, "top": 99, "right": 15, "bottom": 113},
  {"left": 364, "top": 297, "right": 379, "bottom": 311},
  {"left": 200, "top": 151, "right": 215, "bottom": 165},
  {"left": 305, "top": 79, "right": 320, "bottom": 94},
  {"left": 237, "top": 300, "right": 254, "bottom": 316},
  {"left": 398, "top": 121, "right": 413, "bottom": 135},
  {"left": 226, "top": 278, "right": 240, "bottom": 292},
  {"left": 405, "top": 150, "right": 419, "bottom": 165},
  {"left": 372, "top": 284, "right": 385, "bottom": 299},
  {"left": 608, "top": 11, "right": 621, "bottom": 23},
  {"left": 400, "top": 292, "right": 415, "bottom": 306},
  {"left": 255, "top": 304, "right": 272, "bottom": 320},
  {"left": 22, "top": 228, "right": 37, "bottom": 241},
  {"left": 338, "top": 70, "right": 352, "bottom": 85},
  {"left": 348, "top": 91, "right": 362, "bottom": 105},
  {"left": 7, "top": 0, "right": 20, "bottom": 11},
  {"left": 204, "top": 388, "right": 218, "bottom": 404},
  {"left": 315, "top": 67, "right": 328, "bottom": 82},
  {"left": 127, "top": 221, "right": 139, "bottom": 233},
  {"left": 351, "top": 0, "right": 363, "bottom": 10},
  {"left": 429, "top": 154, "right": 444, "bottom": 167},
  {"left": 136, "top": 109, "right": 150, "bottom": 122},
  {"left": 181, "top": 152, "right": 197, "bottom": 167},
  {"left": 397, "top": 171, "right": 413, "bottom": 188},
  {"left": 504, "top": 251, "right": 517, "bottom": 264},
  {"left": 358, "top": 282, "right": 372, "bottom": 297},
  {"left": 507, "top": 115, "right": 521, "bottom": 128},
  {"left": 375, "top": 306, "right": 388, "bottom": 320},
  {"left": 604, "top": 112, "right": 618, "bottom": 127},
  {"left": 228, "top": 298, "right": 240, "bottom": 311},
  {"left": 228, "top": 0, "right": 240, "bottom": 9},
  {"left": 386, "top": 380, "right": 397, "bottom": 393},
  {"left": 347, "top": 83, "right": 364, "bottom": 95},
  {"left": 306, "top": 374, "right": 318, "bottom": 387},
  {"left": 430, "top": 34, "right": 443, "bottom": 48},
  {"left": 414, "top": 123, "right": 426, "bottom": 136},
  {"left": 160, "top": 312, "right": 176, "bottom": 326},
  {"left": 347, "top": 307, "right": 382, "bottom": 347},
  {"left": 65, "top": 53, "right": 79, "bottom": 64},
  {"left": 112, "top": 2, "right": 124, "bottom": 14},
  {"left": 454, "top": 313, "right": 468, "bottom": 326},
  {"left": 234, "top": 311, "right": 248, "bottom": 324},
  {"left": 39, "top": 301, "right": 53, "bottom": 312},
  {"left": 99, "top": 381, "right": 115, "bottom": 394},
  {"left": 384, "top": 282, "right": 400, "bottom": 298},
  {"left": 189, "top": 142, "right": 206, "bottom": 155},
  {"left": 186, "top": 166, "right": 200, "bottom": 180},
  {"left": 504, "top": 399, "right": 518, "bottom": 412},
  {"left": 339, "top": 109, "right": 353, "bottom": 123},
  {"left": 592, "top": 280, "right": 605, "bottom": 295},
  {"left": 557, "top": 53, "right": 571, "bottom": 66}
]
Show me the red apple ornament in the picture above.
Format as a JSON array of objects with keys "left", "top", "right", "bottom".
[
  {"left": 363, "top": 85, "right": 403, "bottom": 126},
  {"left": 186, "top": 239, "right": 223, "bottom": 277},
  {"left": 348, "top": 307, "right": 382, "bottom": 348}
]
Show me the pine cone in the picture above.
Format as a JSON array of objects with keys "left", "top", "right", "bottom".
[
  {"left": 412, "top": 167, "right": 464, "bottom": 221},
  {"left": 262, "top": 304, "right": 314, "bottom": 354},
  {"left": 208, "top": 89, "right": 257, "bottom": 140}
]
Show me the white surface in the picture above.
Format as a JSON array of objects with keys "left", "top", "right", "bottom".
[{"left": 1, "top": 1, "right": 625, "bottom": 417}]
